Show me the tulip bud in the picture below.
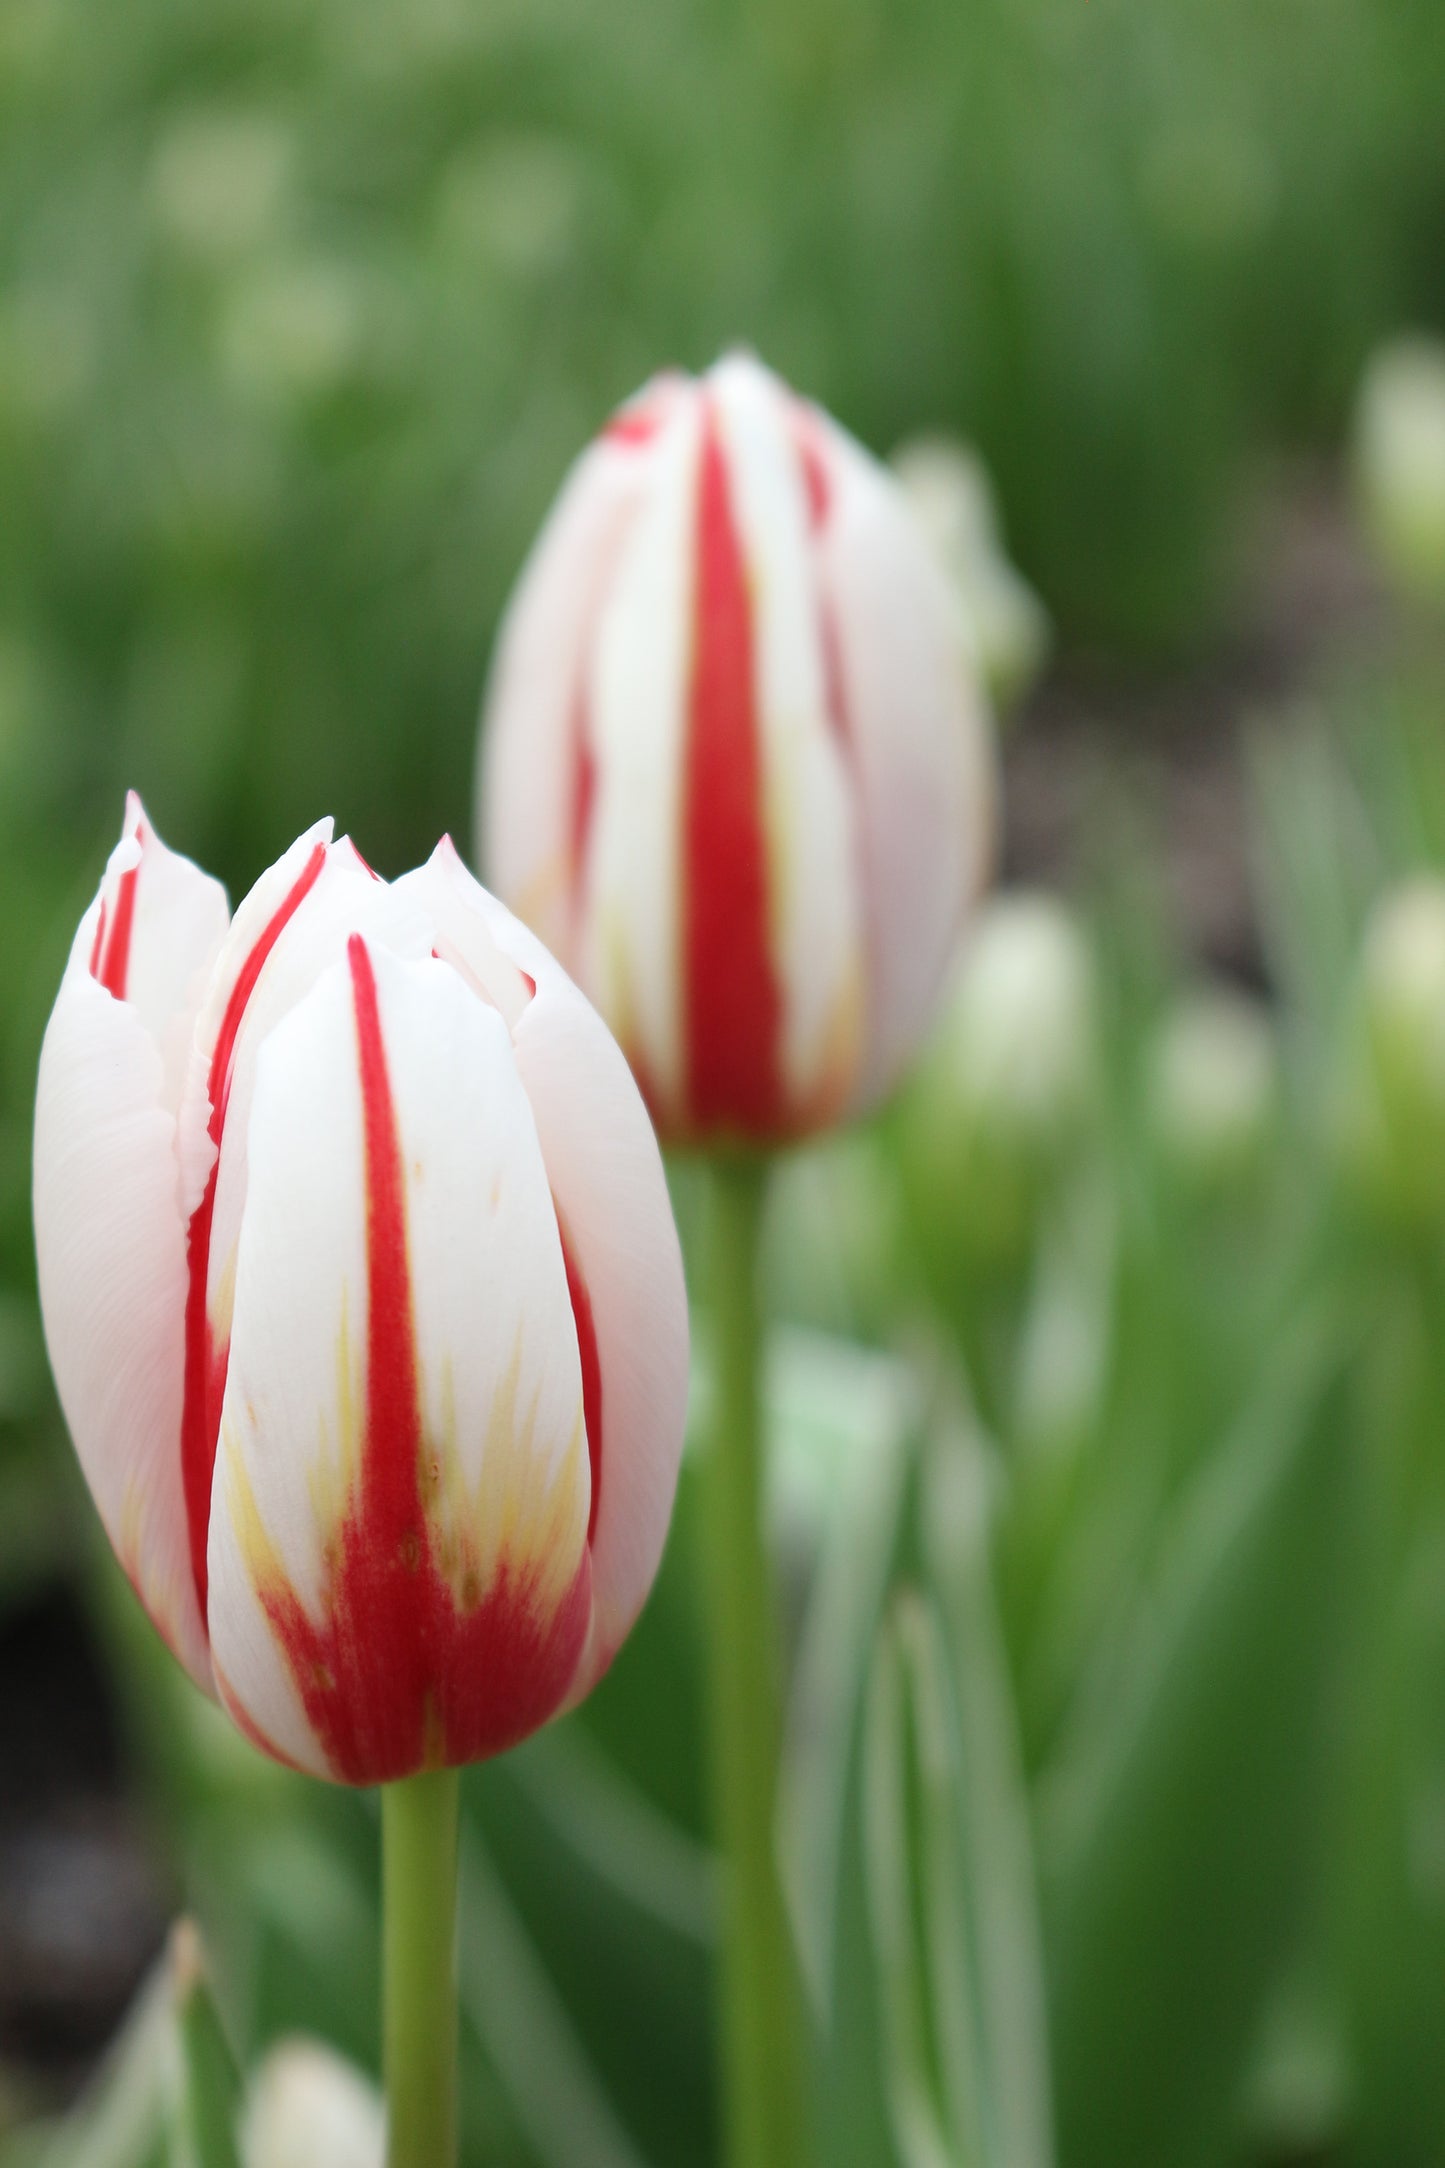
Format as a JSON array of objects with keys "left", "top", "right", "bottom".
[
  {"left": 34, "top": 798, "right": 688, "bottom": 1783},
  {"left": 242, "top": 2038, "right": 384, "bottom": 2168},
  {"left": 1334, "top": 876, "right": 1445, "bottom": 1227},
  {"left": 1146, "top": 985, "right": 1279, "bottom": 1196},
  {"left": 890, "top": 435, "right": 1050, "bottom": 713},
  {"left": 1354, "top": 337, "right": 1445, "bottom": 603},
  {"left": 897, "top": 892, "right": 1099, "bottom": 1269},
  {"left": 478, "top": 351, "right": 996, "bottom": 1149}
]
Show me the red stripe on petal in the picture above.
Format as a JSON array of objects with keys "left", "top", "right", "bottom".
[
  {"left": 557, "top": 1215, "right": 603, "bottom": 1547},
  {"left": 604, "top": 376, "right": 683, "bottom": 449},
  {"left": 606, "top": 408, "right": 665, "bottom": 448},
  {"left": 244, "top": 939, "right": 590, "bottom": 1784},
  {"left": 791, "top": 403, "right": 834, "bottom": 531},
  {"left": 96, "top": 865, "right": 140, "bottom": 999},
  {"left": 181, "top": 841, "right": 328, "bottom": 1621},
  {"left": 682, "top": 400, "right": 783, "bottom": 1134},
  {"left": 348, "top": 935, "right": 422, "bottom": 1552}
]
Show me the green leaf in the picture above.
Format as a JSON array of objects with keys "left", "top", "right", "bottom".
[
  {"left": 863, "top": 1588, "right": 985, "bottom": 2168},
  {"left": 456, "top": 1829, "right": 655, "bottom": 2168},
  {"left": 7, "top": 1961, "right": 173, "bottom": 2168},
  {"left": 472, "top": 1735, "right": 714, "bottom": 2168},
  {"left": 923, "top": 1433, "right": 1055, "bottom": 2168},
  {"left": 168, "top": 1924, "right": 242, "bottom": 2168},
  {"left": 1042, "top": 1317, "right": 1359, "bottom": 2168}
]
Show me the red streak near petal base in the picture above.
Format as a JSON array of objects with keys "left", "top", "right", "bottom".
[
  {"left": 180, "top": 841, "right": 328, "bottom": 1620},
  {"left": 681, "top": 402, "right": 783, "bottom": 1134},
  {"left": 252, "top": 937, "right": 590, "bottom": 1786}
]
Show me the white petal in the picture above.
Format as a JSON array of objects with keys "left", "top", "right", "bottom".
[
  {"left": 84, "top": 791, "right": 230, "bottom": 1112},
  {"left": 34, "top": 972, "right": 211, "bottom": 1690},
  {"left": 816, "top": 412, "right": 997, "bottom": 1106},
  {"left": 583, "top": 389, "right": 701, "bottom": 1114},
  {"left": 412, "top": 848, "right": 689, "bottom": 1694},
  {"left": 478, "top": 394, "right": 667, "bottom": 963},
  {"left": 207, "top": 939, "right": 592, "bottom": 1783},
  {"left": 710, "top": 355, "right": 864, "bottom": 1115},
  {"left": 183, "top": 828, "right": 431, "bottom": 1352}
]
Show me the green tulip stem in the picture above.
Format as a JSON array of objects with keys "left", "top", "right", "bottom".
[
  {"left": 382, "top": 1767, "right": 460, "bottom": 2168},
  {"left": 699, "top": 1155, "right": 810, "bottom": 2168}
]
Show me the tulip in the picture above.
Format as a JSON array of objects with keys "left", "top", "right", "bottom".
[
  {"left": 35, "top": 798, "right": 689, "bottom": 2167},
  {"left": 478, "top": 349, "right": 996, "bottom": 1150},
  {"left": 479, "top": 354, "right": 996, "bottom": 2168}
]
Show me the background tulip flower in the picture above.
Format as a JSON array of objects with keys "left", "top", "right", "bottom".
[
  {"left": 478, "top": 354, "right": 997, "bottom": 2168},
  {"left": 478, "top": 349, "right": 996, "bottom": 1150},
  {"left": 34, "top": 797, "right": 688, "bottom": 1783}
]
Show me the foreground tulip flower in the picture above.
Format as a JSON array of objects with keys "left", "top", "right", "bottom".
[
  {"left": 478, "top": 349, "right": 995, "bottom": 1149},
  {"left": 37, "top": 799, "right": 689, "bottom": 2167},
  {"left": 34, "top": 798, "right": 688, "bottom": 1782}
]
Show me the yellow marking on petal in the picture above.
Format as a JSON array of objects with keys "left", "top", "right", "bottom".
[
  {"left": 305, "top": 1280, "right": 364, "bottom": 1558},
  {"left": 424, "top": 1334, "right": 587, "bottom": 1622},
  {"left": 208, "top": 1243, "right": 239, "bottom": 1349},
  {"left": 228, "top": 1319, "right": 587, "bottom": 1646},
  {"left": 224, "top": 1420, "right": 291, "bottom": 1605}
]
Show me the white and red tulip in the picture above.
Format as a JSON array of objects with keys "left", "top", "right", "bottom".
[
  {"left": 478, "top": 351, "right": 996, "bottom": 1148},
  {"left": 33, "top": 798, "right": 688, "bottom": 1785}
]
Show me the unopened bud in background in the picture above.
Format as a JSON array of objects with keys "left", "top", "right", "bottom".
[
  {"left": 891, "top": 435, "right": 1051, "bottom": 714},
  {"left": 242, "top": 2038, "right": 384, "bottom": 2168},
  {"left": 1354, "top": 337, "right": 1445, "bottom": 605},
  {"left": 1334, "top": 876, "right": 1445, "bottom": 1228},
  {"left": 897, "top": 892, "right": 1100, "bottom": 1273},
  {"left": 1147, "top": 984, "right": 1279, "bottom": 1198},
  {"left": 480, "top": 354, "right": 996, "bottom": 1149}
]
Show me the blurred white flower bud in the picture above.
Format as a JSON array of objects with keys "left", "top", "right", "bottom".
[
  {"left": 891, "top": 436, "right": 1050, "bottom": 712},
  {"left": 1354, "top": 337, "right": 1445, "bottom": 603},
  {"left": 1147, "top": 985, "right": 1279, "bottom": 1195},
  {"left": 931, "top": 893, "right": 1098, "bottom": 1150},
  {"left": 899, "top": 892, "right": 1098, "bottom": 1270},
  {"left": 1336, "top": 877, "right": 1445, "bottom": 1227},
  {"left": 242, "top": 2038, "right": 385, "bottom": 2168}
]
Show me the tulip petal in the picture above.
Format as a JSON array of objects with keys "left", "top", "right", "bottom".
[
  {"left": 34, "top": 805, "right": 229, "bottom": 1691},
  {"left": 207, "top": 938, "right": 592, "bottom": 1783},
  {"left": 404, "top": 845, "right": 689, "bottom": 1696},
  {"left": 479, "top": 412, "right": 660, "bottom": 963},
  {"left": 177, "top": 827, "right": 432, "bottom": 1624},
  {"left": 710, "top": 354, "right": 864, "bottom": 1127},
  {"left": 583, "top": 390, "right": 700, "bottom": 1116},
  {"left": 812, "top": 410, "right": 997, "bottom": 1108},
  {"left": 88, "top": 791, "right": 232, "bottom": 1107}
]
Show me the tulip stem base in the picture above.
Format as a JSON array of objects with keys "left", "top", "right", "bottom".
[
  {"left": 382, "top": 1767, "right": 459, "bottom": 2168},
  {"left": 699, "top": 1156, "right": 810, "bottom": 2168}
]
